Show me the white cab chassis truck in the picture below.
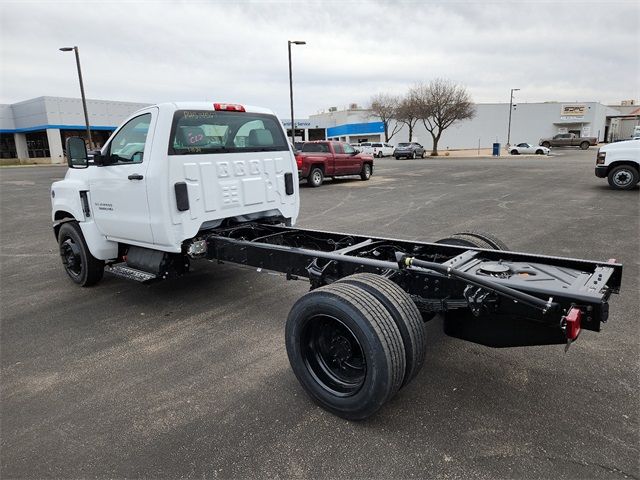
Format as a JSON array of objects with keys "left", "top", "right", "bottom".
[
  {"left": 594, "top": 139, "right": 640, "bottom": 190},
  {"left": 52, "top": 102, "right": 623, "bottom": 420}
]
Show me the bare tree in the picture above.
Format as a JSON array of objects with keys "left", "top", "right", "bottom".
[
  {"left": 396, "top": 94, "right": 420, "bottom": 142},
  {"left": 411, "top": 79, "right": 475, "bottom": 156},
  {"left": 369, "top": 93, "right": 402, "bottom": 142}
]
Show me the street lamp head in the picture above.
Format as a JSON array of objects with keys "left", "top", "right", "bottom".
[
  {"left": 59, "top": 47, "right": 75, "bottom": 52},
  {"left": 513, "top": 88, "right": 520, "bottom": 91},
  {"left": 290, "top": 40, "right": 306, "bottom": 45}
]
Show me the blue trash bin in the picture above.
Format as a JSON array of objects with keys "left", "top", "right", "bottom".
[{"left": 492, "top": 143, "right": 501, "bottom": 156}]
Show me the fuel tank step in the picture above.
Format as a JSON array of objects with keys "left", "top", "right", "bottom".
[{"left": 106, "top": 263, "right": 158, "bottom": 283}]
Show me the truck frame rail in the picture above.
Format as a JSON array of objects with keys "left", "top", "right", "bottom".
[{"left": 199, "top": 222, "right": 621, "bottom": 340}]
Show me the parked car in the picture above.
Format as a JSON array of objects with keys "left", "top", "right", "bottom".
[
  {"left": 539, "top": 133, "right": 597, "bottom": 150},
  {"left": 296, "top": 141, "right": 374, "bottom": 187},
  {"left": 369, "top": 142, "right": 394, "bottom": 158},
  {"left": 509, "top": 143, "right": 550, "bottom": 155},
  {"left": 394, "top": 142, "right": 425, "bottom": 159},
  {"left": 594, "top": 139, "right": 639, "bottom": 190}
]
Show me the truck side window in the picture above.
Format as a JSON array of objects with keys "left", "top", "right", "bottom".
[
  {"left": 342, "top": 143, "right": 356, "bottom": 154},
  {"left": 332, "top": 142, "right": 343, "bottom": 154},
  {"left": 108, "top": 113, "right": 152, "bottom": 164}
]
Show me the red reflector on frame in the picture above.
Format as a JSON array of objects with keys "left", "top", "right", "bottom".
[
  {"left": 564, "top": 307, "right": 582, "bottom": 341},
  {"left": 213, "top": 103, "right": 245, "bottom": 112}
]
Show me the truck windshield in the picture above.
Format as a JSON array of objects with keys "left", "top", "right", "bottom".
[{"left": 168, "top": 110, "right": 288, "bottom": 155}]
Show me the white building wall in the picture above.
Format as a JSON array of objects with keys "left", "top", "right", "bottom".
[
  {"left": 46, "top": 129, "right": 64, "bottom": 164},
  {"left": 313, "top": 102, "right": 618, "bottom": 150},
  {"left": 0, "top": 105, "right": 16, "bottom": 130}
]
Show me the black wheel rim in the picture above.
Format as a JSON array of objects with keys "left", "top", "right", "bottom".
[
  {"left": 301, "top": 314, "right": 366, "bottom": 397},
  {"left": 60, "top": 236, "right": 82, "bottom": 276}
]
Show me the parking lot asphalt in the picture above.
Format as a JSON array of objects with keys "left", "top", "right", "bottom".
[{"left": 1, "top": 149, "right": 638, "bottom": 479}]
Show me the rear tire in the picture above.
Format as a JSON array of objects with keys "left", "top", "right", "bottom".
[
  {"left": 580, "top": 141, "right": 590, "bottom": 150},
  {"left": 336, "top": 273, "right": 427, "bottom": 388},
  {"left": 360, "top": 163, "right": 372, "bottom": 180},
  {"left": 285, "top": 282, "right": 406, "bottom": 420},
  {"left": 308, "top": 167, "right": 324, "bottom": 187},
  {"left": 607, "top": 164, "right": 639, "bottom": 190},
  {"left": 58, "top": 221, "right": 104, "bottom": 287},
  {"left": 377, "top": 151, "right": 383, "bottom": 158},
  {"left": 435, "top": 231, "right": 509, "bottom": 251}
]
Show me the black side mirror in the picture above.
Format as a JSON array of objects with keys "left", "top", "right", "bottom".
[
  {"left": 90, "top": 150, "right": 105, "bottom": 166},
  {"left": 66, "top": 137, "right": 88, "bottom": 168}
]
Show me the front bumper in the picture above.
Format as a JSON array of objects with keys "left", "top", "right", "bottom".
[{"left": 595, "top": 166, "right": 608, "bottom": 178}]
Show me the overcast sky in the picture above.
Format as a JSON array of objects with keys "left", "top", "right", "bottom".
[{"left": 1, "top": 0, "right": 638, "bottom": 118}]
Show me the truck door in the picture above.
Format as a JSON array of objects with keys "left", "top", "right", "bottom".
[
  {"left": 89, "top": 109, "right": 158, "bottom": 244},
  {"left": 338, "top": 142, "right": 361, "bottom": 173}
]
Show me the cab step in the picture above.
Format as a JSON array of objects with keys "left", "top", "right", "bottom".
[{"left": 106, "top": 263, "right": 158, "bottom": 283}]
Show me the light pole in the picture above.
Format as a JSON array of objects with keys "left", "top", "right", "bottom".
[
  {"left": 60, "top": 46, "right": 93, "bottom": 149},
  {"left": 507, "top": 88, "right": 520, "bottom": 147},
  {"left": 288, "top": 40, "right": 306, "bottom": 146}
]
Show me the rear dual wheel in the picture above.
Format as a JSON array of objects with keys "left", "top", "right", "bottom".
[
  {"left": 285, "top": 275, "right": 426, "bottom": 420},
  {"left": 435, "top": 230, "right": 510, "bottom": 251}
]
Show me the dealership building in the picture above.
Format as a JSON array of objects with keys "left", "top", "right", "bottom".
[
  {"left": 1, "top": 96, "right": 638, "bottom": 163},
  {"left": 311, "top": 101, "right": 640, "bottom": 150}
]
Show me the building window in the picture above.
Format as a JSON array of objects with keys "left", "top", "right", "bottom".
[
  {"left": 0, "top": 134, "right": 17, "bottom": 158},
  {"left": 25, "top": 131, "right": 49, "bottom": 158}
]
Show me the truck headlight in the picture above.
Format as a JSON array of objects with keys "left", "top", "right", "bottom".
[{"left": 596, "top": 151, "right": 606, "bottom": 165}]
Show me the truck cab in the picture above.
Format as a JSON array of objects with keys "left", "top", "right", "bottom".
[{"left": 52, "top": 102, "right": 299, "bottom": 276}]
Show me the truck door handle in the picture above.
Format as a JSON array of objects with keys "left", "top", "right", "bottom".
[{"left": 128, "top": 174, "right": 144, "bottom": 180}]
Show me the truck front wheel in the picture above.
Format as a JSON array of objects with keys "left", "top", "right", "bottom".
[
  {"left": 308, "top": 167, "right": 324, "bottom": 187},
  {"left": 285, "top": 282, "right": 406, "bottom": 420},
  {"left": 360, "top": 163, "right": 372, "bottom": 180},
  {"left": 607, "top": 165, "right": 639, "bottom": 190},
  {"left": 541, "top": 142, "right": 551, "bottom": 148},
  {"left": 58, "top": 222, "right": 104, "bottom": 287}
]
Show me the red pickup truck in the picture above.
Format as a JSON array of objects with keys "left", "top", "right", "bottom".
[{"left": 296, "top": 141, "right": 374, "bottom": 187}]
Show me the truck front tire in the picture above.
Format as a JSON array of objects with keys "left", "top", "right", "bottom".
[
  {"left": 607, "top": 164, "right": 639, "bottom": 190},
  {"left": 308, "top": 167, "right": 324, "bottom": 187},
  {"left": 285, "top": 282, "right": 406, "bottom": 420},
  {"left": 360, "top": 163, "right": 372, "bottom": 181},
  {"left": 542, "top": 142, "right": 551, "bottom": 148},
  {"left": 58, "top": 222, "right": 104, "bottom": 287},
  {"left": 336, "top": 273, "right": 427, "bottom": 388}
]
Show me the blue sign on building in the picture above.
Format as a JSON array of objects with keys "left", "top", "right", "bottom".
[{"left": 327, "top": 121, "right": 385, "bottom": 137}]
